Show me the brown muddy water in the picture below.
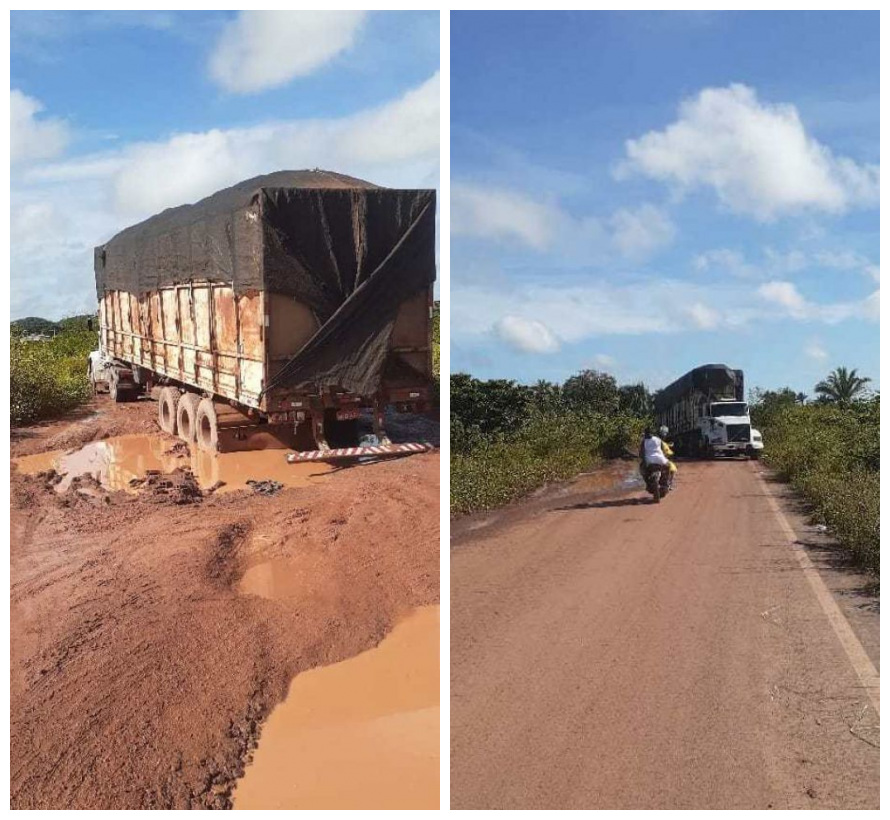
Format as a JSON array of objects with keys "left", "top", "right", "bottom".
[
  {"left": 233, "top": 606, "right": 440, "bottom": 810},
  {"left": 13, "top": 434, "right": 331, "bottom": 493}
]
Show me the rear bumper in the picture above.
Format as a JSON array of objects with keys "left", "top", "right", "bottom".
[{"left": 265, "top": 385, "right": 431, "bottom": 424}]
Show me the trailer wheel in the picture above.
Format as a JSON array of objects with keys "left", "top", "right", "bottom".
[
  {"left": 195, "top": 398, "right": 219, "bottom": 453},
  {"left": 110, "top": 371, "right": 132, "bottom": 403},
  {"left": 158, "top": 387, "right": 179, "bottom": 435},
  {"left": 176, "top": 393, "right": 201, "bottom": 444}
]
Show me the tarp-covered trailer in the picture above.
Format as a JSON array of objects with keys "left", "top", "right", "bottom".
[
  {"left": 92, "top": 170, "right": 436, "bottom": 452},
  {"left": 654, "top": 364, "right": 758, "bottom": 457}
]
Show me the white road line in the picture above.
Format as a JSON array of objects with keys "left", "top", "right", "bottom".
[{"left": 756, "top": 468, "right": 880, "bottom": 717}]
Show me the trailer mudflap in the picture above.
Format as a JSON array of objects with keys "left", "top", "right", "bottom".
[{"left": 285, "top": 442, "right": 434, "bottom": 463}]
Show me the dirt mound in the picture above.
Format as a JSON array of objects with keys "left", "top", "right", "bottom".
[{"left": 129, "top": 467, "right": 204, "bottom": 504}]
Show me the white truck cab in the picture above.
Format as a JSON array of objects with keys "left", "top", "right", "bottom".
[{"left": 701, "top": 401, "right": 762, "bottom": 458}]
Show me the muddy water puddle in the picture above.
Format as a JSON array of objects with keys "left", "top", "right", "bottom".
[
  {"left": 13, "top": 434, "right": 331, "bottom": 494},
  {"left": 238, "top": 558, "right": 307, "bottom": 600},
  {"left": 233, "top": 606, "right": 439, "bottom": 810},
  {"left": 569, "top": 461, "right": 643, "bottom": 494}
]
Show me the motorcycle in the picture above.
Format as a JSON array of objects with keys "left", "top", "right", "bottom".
[{"left": 642, "top": 462, "right": 673, "bottom": 503}]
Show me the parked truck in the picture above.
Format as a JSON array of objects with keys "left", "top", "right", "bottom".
[
  {"left": 653, "top": 364, "right": 763, "bottom": 458},
  {"left": 89, "top": 170, "right": 436, "bottom": 453}
]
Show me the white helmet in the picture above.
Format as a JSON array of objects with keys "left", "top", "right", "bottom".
[{"left": 659, "top": 425, "right": 669, "bottom": 437}]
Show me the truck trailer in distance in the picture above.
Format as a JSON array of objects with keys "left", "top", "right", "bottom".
[
  {"left": 654, "top": 364, "right": 763, "bottom": 458},
  {"left": 89, "top": 170, "right": 436, "bottom": 453}
]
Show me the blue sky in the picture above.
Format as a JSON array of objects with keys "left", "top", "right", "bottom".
[
  {"left": 451, "top": 11, "right": 879, "bottom": 396},
  {"left": 11, "top": 11, "right": 439, "bottom": 320}
]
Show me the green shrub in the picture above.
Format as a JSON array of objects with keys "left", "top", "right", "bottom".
[
  {"left": 756, "top": 397, "right": 879, "bottom": 574},
  {"left": 451, "top": 411, "right": 645, "bottom": 515},
  {"left": 10, "top": 327, "right": 96, "bottom": 426}
]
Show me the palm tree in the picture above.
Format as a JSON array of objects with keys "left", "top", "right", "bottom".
[{"left": 814, "top": 367, "right": 871, "bottom": 404}]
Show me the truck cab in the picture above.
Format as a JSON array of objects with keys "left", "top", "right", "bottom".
[{"left": 700, "top": 401, "right": 763, "bottom": 458}]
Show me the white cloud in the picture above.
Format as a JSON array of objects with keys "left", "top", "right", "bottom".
[
  {"left": 593, "top": 353, "right": 617, "bottom": 369},
  {"left": 695, "top": 245, "right": 879, "bottom": 284},
  {"left": 763, "top": 246, "right": 807, "bottom": 273},
  {"left": 452, "top": 184, "right": 675, "bottom": 260},
  {"left": 454, "top": 279, "right": 702, "bottom": 345},
  {"left": 11, "top": 74, "right": 439, "bottom": 319},
  {"left": 337, "top": 72, "right": 439, "bottom": 165},
  {"left": 11, "top": 89, "right": 70, "bottom": 164},
  {"left": 619, "top": 84, "right": 879, "bottom": 220},
  {"left": 495, "top": 316, "right": 560, "bottom": 354},
  {"left": 804, "top": 339, "right": 829, "bottom": 362},
  {"left": 863, "top": 290, "right": 880, "bottom": 321},
  {"left": 209, "top": 11, "right": 367, "bottom": 94},
  {"left": 610, "top": 203, "right": 675, "bottom": 259},
  {"left": 813, "top": 250, "right": 880, "bottom": 282},
  {"left": 685, "top": 302, "right": 721, "bottom": 329},
  {"left": 451, "top": 184, "right": 561, "bottom": 251},
  {"left": 757, "top": 279, "right": 876, "bottom": 324},
  {"left": 693, "top": 247, "right": 758, "bottom": 279},
  {"left": 452, "top": 274, "right": 876, "bottom": 352},
  {"left": 757, "top": 281, "right": 809, "bottom": 317},
  {"left": 30, "top": 73, "right": 439, "bottom": 221}
]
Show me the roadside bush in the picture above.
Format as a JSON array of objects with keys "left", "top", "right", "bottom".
[
  {"left": 451, "top": 410, "right": 646, "bottom": 515},
  {"left": 754, "top": 397, "right": 879, "bottom": 574},
  {"left": 11, "top": 327, "right": 95, "bottom": 426}
]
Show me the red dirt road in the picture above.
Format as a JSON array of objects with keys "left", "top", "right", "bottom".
[
  {"left": 450, "top": 459, "right": 879, "bottom": 810},
  {"left": 11, "top": 398, "right": 439, "bottom": 809}
]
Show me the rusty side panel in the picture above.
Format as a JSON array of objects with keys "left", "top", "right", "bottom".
[
  {"left": 238, "top": 292, "right": 265, "bottom": 401},
  {"left": 100, "top": 285, "right": 267, "bottom": 410}
]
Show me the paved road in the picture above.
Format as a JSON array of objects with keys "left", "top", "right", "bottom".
[{"left": 451, "top": 460, "right": 879, "bottom": 809}]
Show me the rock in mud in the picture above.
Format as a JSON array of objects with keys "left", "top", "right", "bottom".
[{"left": 245, "top": 479, "right": 284, "bottom": 496}]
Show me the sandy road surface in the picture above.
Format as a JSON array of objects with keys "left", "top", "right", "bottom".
[
  {"left": 11, "top": 398, "right": 439, "bottom": 809},
  {"left": 451, "top": 459, "right": 879, "bottom": 810}
]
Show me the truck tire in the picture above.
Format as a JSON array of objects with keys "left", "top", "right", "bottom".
[
  {"left": 158, "top": 387, "right": 179, "bottom": 435},
  {"left": 176, "top": 393, "right": 201, "bottom": 444},
  {"left": 110, "top": 370, "right": 132, "bottom": 403},
  {"left": 195, "top": 398, "right": 219, "bottom": 453}
]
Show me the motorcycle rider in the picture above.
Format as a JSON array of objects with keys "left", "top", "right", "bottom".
[
  {"left": 658, "top": 425, "right": 678, "bottom": 486},
  {"left": 639, "top": 427, "right": 671, "bottom": 492}
]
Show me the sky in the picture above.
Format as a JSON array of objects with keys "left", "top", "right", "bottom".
[
  {"left": 10, "top": 10, "right": 439, "bottom": 321},
  {"left": 450, "top": 11, "right": 879, "bottom": 395}
]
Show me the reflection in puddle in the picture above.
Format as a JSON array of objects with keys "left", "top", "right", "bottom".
[
  {"left": 13, "top": 434, "right": 330, "bottom": 494},
  {"left": 233, "top": 606, "right": 439, "bottom": 810}
]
